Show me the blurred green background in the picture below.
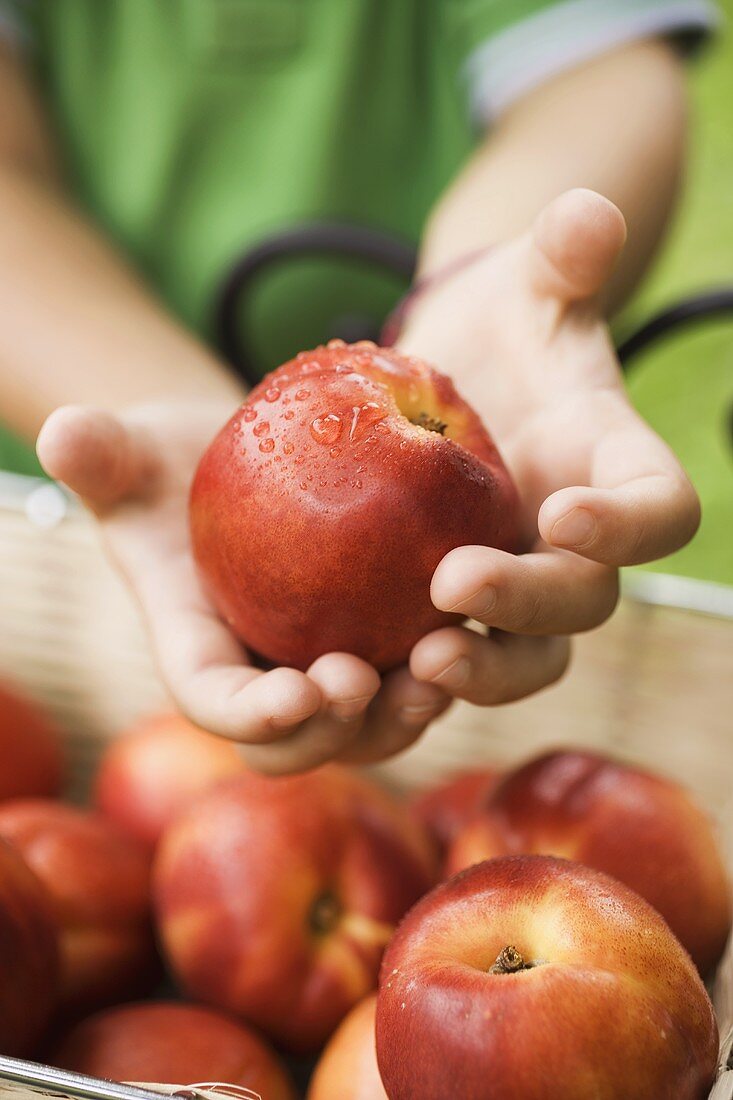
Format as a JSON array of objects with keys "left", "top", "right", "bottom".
[
  {"left": 2, "top": 12, "right": 731, "bottom": 583},
  {"left": 620, "top": 1, "right": 733, "bottom": 585}
]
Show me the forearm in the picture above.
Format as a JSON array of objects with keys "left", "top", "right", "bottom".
[
  {"left": 0, "top": 164, "right": 243, "bottom": 441},
  {"left": 418, "top": 40, "right": 687, "bottom": 314}
]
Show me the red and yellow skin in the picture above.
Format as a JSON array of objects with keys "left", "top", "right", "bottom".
[
  {"left": 446, "top": 750, "right": 732, "bottom": 976},
  {"left": 0, "top": 837, "right": 58, "bottom": 1055},
  {"left": 153, "top": 765, "right": 437, "bottom": 1053},
  {"left": 0, "top": 681, "right": 64, "bottom": 801},
  {"left": 0, "top": 800, "right": 157, "bottom": 1012},
  {"left": 52, "top": 1001, "right": 296, "bottom": 1100},
  {"left": 376, "top": 855, "right": 719, "bottom": 1100},
  {"left": 408, "top": 768, "right": 502, "bottom": 855},
  {"left": 190, "top": 340, "right": 519, "bottom": 672},
  {"left": 308, "top": 994, "right": 388, "bottom": 1100},
  {"left": 94, "top": 712, "right": 246, "bottom": 849}
]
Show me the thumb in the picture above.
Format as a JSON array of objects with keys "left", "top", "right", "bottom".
[
  {"left": 529, "top": 188, "right": 627, "bottom": 303},
  {"left": 37, "top": 406, "right": 154, "bottom": 512}
]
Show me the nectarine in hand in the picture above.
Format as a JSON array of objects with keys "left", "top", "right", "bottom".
[{"left": 190, "top": 340, "right": 519, "bottom": 671}]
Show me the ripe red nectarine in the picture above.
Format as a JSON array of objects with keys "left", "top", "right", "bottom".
[
  {"left": 52, "top": 1001, "right": 295, "bottom": 1099},
  {"left": 376, "top": 855, "right": 719, "bottom": 1100},
  {"left": 446, "top": 749, "right": 732, "bottom": 975},
  {"left": 94, "top": 712, "right": 245, "bottom": 848},
  {"left": 408, "top": 767, "right": 501, "bottom": 854},
  {"left": 0, "top": 680, "right": 64, "bottom": 801},
  {"left": 153, "top": 765, "right": 436, "bottom": 1052},
  {"left": 308, "top": 995, "right": 388, "bottom": 1100},
  {"left": 0, "top": 836, "right": 58, "bottom": 1054},
  {"left": 190, "top": 340, "right": 519, "bottom": 671},
  {"left": 0, "top": 800, "right": 156, "bottom": 1012}
]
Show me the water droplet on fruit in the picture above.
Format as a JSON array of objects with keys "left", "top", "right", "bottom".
[
  {"left": 329, "top": 447, "right": 340, "bottom": 458},
  {"left": 349, "top": 402, "right": 386, "bottom": 442},
  {"left": 283, "top": 410, "right": 295, "bottom": 420},
  {"left": 299, "top": 480, "right": 308, "bottom": 490},
  {"left": 283, "top": 442, "right": 295, "bottom": 455},
  {"left": 259, "top": 438, "right": 275, "bottom": 453},
  {"left": 310, "top": 414, "right": 343, "bottom": 446},
  {"left": 243, "top": 407, "right": 257, "bottom": 422},
  {"left": 295, "top": 389, "right": 310, "bottom": 401},
  {"left": 253, "top": 420, "right": 270, "bottom": 437},
  {"left": 327, "top": 338, "right": 347, "bottom": 350},
  {"left": 264, "top": 386, "right": 281, "bottom": 402}
]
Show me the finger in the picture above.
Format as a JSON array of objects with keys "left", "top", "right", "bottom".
[
  {"left": 539, "top": 437, "right": 699, "bottom": 567},
  {"left": 307, "top": 652, "right": 382, "bottom": 721},
  {"left": 431, "top": 544, "right": 618, "bottom": 635},
  {"left": 410, "top": 626, "right": 570, "bottom": 705},
  {"left": 337, "top": 667, "right": 451, "bottom": 766},
  {"left": 36, "top": 406, "right": 154, "bottom": 511},
  {"left": 236, "top": 654, "right": 382, "bottom": 775},
  {"left": 236, "top": 656, "right": 383, "bottom": 775},
  {"left": 529, "top": 189, "right": 627, "bottom": 303},
  {"left": 236, "top": 709, "right": 360, "bottom": 776},
  {"left": 119, "top": 537, "right": 323, "bottom": 742}
]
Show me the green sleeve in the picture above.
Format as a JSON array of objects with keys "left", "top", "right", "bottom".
[{"left": 444, "top": 0, "right": 720, "bottom": 123}]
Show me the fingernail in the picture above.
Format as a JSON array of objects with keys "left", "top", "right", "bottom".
[
  {"left": 467, "top": 587, "right": 497, "bottom": 620},
  {"left": 399, "top": 700, "right": 448, "bottom": 727},
  {"left": 444, "top": 586, "right": 496, "bottom": 618},
  {"left": 430, "top": 655, "right": 471, "bottom": 690},
  {"left": 550, "top": 508, "right": 597, "bottom": 548},
  {"left": 269, "top": 711, "right": 314, "bottom": 732},
  {"left": 329, "top": 695, "right": 373, "bottom": 723}
]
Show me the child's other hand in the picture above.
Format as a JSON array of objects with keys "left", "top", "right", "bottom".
[
  {"left": 37, "top": 401, "right": 449, "bottom": 774},
  {"left": 402, "top": 189, "right": 700, "bottom": 706}
]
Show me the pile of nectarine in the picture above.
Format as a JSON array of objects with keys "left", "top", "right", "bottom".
[{"left": 0, "top": 687, "right": 723, "bottom": 1099}]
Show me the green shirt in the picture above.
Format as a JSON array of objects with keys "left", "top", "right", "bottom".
[{"left": 5, "top": 0, "right": 716, "bottom": 372}]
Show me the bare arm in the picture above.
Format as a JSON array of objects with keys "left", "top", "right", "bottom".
[
  {"left": 0, "top": 44, "right": 242, "bottom": 441},
  {"left": 418, "top": 40, "right": 687, "bottom": 312}
]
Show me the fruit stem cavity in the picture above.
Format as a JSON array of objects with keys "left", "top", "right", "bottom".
[
  {"left": 411, "top": 411, "right": 447, "bottom": 435},
  {"left": 309, "top": 891, "right": 342, "bottom": 935},
  {"left": 490, "top": 945, "right": 535, "bottom": 974}
]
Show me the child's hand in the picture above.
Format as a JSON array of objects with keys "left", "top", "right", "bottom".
[
  {"left": 401, "top": 189, "right": 700, "bottom": 705},
  {"left": 36, "top": 401, "right": 449, "bottom": 774}
]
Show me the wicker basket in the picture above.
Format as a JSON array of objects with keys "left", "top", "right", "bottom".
[{"left": 0, "top": 469, "right": 731, "bottom": 1098}]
